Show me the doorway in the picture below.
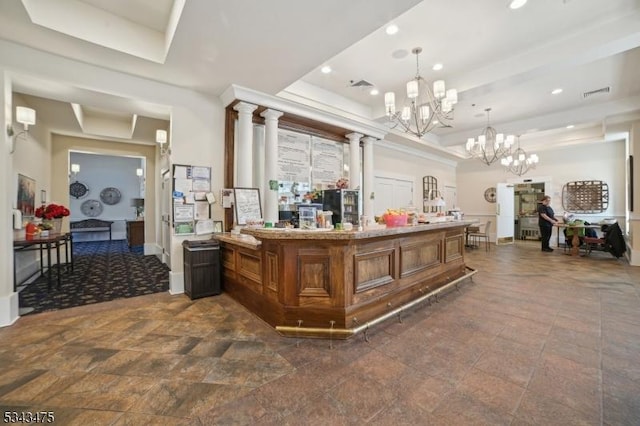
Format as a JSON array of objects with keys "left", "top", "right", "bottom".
[{"left": 374, "top": 175, "right": 414, "bottom": 215}]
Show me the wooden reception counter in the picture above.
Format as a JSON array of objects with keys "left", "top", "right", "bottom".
[{"left": 213, "top": 221, "right": 476, "bottom": 339}]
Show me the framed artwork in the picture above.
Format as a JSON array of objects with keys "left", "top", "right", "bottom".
[
  {"left": 17, "top": 174, "right": 36, "bottom": 217},
  {"left": 213, "top": 221, "right": 223, "bottom": 233}
]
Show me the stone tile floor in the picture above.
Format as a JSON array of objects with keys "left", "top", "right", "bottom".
[{"left": 1, "top": 241, "right": 639, "bottom": 425}]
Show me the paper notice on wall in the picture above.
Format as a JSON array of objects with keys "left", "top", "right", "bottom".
[
  {"left": 173, "top": 166, "right": 188, "bottom": 179},
  {"left": 278, "top": 129, "right": 311, "bottom": 183},
  {"left": 174, "top": 178, "right": 192, "bottom": 194}
]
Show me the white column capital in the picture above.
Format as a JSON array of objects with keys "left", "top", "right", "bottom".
[
  {"left": 346, "top": 132, "right": 363, "bottom": 143},
  {"left": 362, "top": 136, "right": 377, "bottom": 145},
  {"left": 260, "top": 108, "right": 283, "bottom": 121},
  {"left": 234, "top": 101, "right": 258, "bottom": 114}
]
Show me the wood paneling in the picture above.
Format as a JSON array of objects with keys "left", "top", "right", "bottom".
[
  {"left": 218, "top": 225, "right": 469, "bottom": 336},
  {"left": 399, "top": 240, "right": 441, "bottom": 277},
  {"left": 354, "top": 248, "right": 395, "bottom": 293},
  {"left": 265, "top": 251, "right": 278, "bottom": 293}
]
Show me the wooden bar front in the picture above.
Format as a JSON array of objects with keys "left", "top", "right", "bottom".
[{"left": 214, "top": 221, "right": 472, "bottom": 339}]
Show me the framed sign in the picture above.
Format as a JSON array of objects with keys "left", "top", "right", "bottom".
[{"left": 234, "top": 187, "right": 262, "bottom": 225}]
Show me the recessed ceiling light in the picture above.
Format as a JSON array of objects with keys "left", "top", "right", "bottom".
[
  {"left": 433, "top": 120, "right": 439, "bottom": 125},
  {"left": 566, "top": 124, "right": 575, "bottom": 129},
  {"left": 432, "top": 63, "right": 443, "bottom": 71},
  {"left": 551, "top": 88, "right": 563, "bottom": 95},
  {"left": 370, "top": 89, "right": 379, "bottom": 96},
  {"left": 385, "top": 24, "right": 398, "bottom": 35},
  {"left": 321, "top": 65, "right": 332, "bottom": 74},
  {"left": 508, "top": 0, "right": 527, "bottom": 9}
]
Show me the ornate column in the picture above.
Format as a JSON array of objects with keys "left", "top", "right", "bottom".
[
  {"left": 252, "top": 124, "right": 265, "bottom": 213},
  {"left": 234, "top": 102, "right": 258, "bottom": 187},
  {"left": 260, "top": 109, "right": 283, "bottom": 224},
  {"left": 346, "top": 132, "right": 362, "bottom": 190},
  {"left": 362, "top": 136, "right": 376, "bottom": 220}
]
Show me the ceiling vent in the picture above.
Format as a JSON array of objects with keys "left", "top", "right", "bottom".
[
  {"left": 583, "top": 87, "right": 610, "bottom": 99},
  {"left": 350, "top": 79, "right": 374, "bottom": 88}
]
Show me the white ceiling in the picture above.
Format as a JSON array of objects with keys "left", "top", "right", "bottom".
[{"left": 1, "top": 0, "right": 639, "bottom": 154}]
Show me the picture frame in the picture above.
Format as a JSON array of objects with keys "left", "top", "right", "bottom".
[
  {"left": 175, "top": 222, "right": 194, "bottom": 235},
  {"left": 213, "top": 220, "right": 223, "bottom": 233},
  {"left": 17, "top": 174, "right": 36, "bottom": 217},
  {"left": 233, "top": 187, "right": 262, "bottom": 225}
]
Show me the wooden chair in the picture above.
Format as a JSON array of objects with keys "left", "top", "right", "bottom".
[{"left": 468, "top": 220, "right": 491, "bottom": 251}]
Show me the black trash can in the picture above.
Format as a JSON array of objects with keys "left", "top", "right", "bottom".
[{"left": 182, "top": 239, "right": 222, "bottom": 300}]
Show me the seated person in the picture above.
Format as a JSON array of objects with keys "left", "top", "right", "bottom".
[{"left": 563, "top": 219, "right": 586, "bottom": 246}]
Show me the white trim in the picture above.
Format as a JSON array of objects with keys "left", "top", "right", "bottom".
[
  {"left": 168, "top": 271, "right": 184, "bottom": 295},
  {"left": 0, "top": 292, "right": 19, "bottom": 327},
  {"left": 221, "top": 84, "right": 388, "bottom": 140},
  {"left": 377, "top": 140, "right": 459, "bottom": 168}
]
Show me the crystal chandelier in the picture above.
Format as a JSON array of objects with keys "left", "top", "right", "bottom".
[
  {"left": 384, "top": 47, "right": 458, "bottom": 138},
  {"left": 501, "top": 135, "right": 539, "bottom": 176},
  {"left": 465, "top": 108, "right": 514, "bottom": 166}
]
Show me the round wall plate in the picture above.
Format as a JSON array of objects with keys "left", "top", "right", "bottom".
[
  {"left": 81, "top": 199, "right": 103, "bottom": 217},
  {"left": 484, "top": 187, "right": 497, "bottom": 203},
  {"left": 69, "top": 181, "right": 90, "bottom": 199},
  {"left": 100, "top": 187, "right": 122, "bottom": 205}
]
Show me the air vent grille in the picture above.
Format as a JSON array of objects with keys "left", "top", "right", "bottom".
[
  {"left": 583, "top": 87, "right": 610, "bottom": 98},
  {"left": 350, "top": 79, "right": 374, "bottom": 88}
]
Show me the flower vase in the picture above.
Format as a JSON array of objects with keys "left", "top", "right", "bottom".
[{"left": 44, "top": 218, "right": 63, "bottom": 234}]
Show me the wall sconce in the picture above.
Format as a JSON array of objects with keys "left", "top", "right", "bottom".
[
  {"left": 6, "top": 106, "right": 36, "bottom": 154},
  {"left": 136, "top": 168, "right": 144, "bottom": 178},
  {"left": 70, "top": 163, "right": 80, "bottom": 181},
  {"left": 156, "top": 129, "right": 170, "bottom": 156}
]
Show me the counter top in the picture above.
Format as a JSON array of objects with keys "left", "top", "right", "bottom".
[
  {"left": 240, "top": 220, "right": 474, "bottom": 240},
  {"left": 213, "top": 233, "right": 261, "bottom": 249}
]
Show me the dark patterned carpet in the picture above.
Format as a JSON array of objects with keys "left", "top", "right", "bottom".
[{"left": 19, "top": 240, "right": 170, "bottom": 315}]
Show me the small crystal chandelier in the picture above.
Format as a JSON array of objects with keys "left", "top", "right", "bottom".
[
  {"left": 384, "top": 47, "right": 458, "bottom": 138},
  {"left": 501, "top": 135, "right": 539, "bottom": 176},
  {"left": 465, "top": 108, "right": 514, "bottom": 166}
]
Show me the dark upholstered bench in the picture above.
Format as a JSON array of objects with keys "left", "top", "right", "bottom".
[{"left": 70, "top": 219, "right": 114, "bottom": 240}]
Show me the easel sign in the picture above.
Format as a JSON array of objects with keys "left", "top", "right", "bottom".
[{"left": 233, "top": 187, "right": 262, "bottom": 225}]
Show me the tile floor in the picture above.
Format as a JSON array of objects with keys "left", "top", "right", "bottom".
[{"left": 1, "top": 241, "right": 639, "bottom": 425}]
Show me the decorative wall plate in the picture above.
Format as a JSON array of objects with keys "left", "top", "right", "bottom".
[
  {"left": 100, "top": 187, "right": 122, "bottom": 205},
  {"left": 69, "top": 181, "right": 89, "bottom": 199},
  {"left": 81, "top": 199, "right": 103, "bottom": 217},
  {"left": 484, "top": 187, "right": 497, "bottom": 203}
]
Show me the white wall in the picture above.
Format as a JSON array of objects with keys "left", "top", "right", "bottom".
[
  {"left": 1, "top": 40, "right": 225, "bottom": 326},
  {"left": 374, "top": 142, "right": 458, "bottom": 212},
  {"left": 457, "top": 140, "right": 627, "bottom": 240}
]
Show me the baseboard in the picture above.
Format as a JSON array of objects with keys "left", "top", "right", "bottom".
[
  {"left": 169, "top": 271, "right": 184, "bottom": 295},
  {"left": 0, "top": 292, "right": 20, "bottom": 327}
]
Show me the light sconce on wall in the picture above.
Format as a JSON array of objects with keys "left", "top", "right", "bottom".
[
  {"left": 6, "top": 106, "right": 36, "bottom": 154},
  {"left": 156, "top": 129, "right": 170, "bottom": 156},
  {"left": 70, "top": 163, "right": 80, "bottom": 181}
]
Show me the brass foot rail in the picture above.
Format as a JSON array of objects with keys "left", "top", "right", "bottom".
[{"left": 275, "top": 266, "right": 478, "bottom": 340}]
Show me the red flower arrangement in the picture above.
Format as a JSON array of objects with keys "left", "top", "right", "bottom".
[{"left": 35, "top": 203, "right": 70, "bottom": 220}]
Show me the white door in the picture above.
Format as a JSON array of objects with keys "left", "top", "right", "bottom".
[
  {"left": 374, "top": 176, "right": 414, "bottom": 215},
  {"left": 161, "top": 170, "right": 172, "bottom": 266},
  {"left": 496, "top": 182, "right": 515, "bottom": 245}
]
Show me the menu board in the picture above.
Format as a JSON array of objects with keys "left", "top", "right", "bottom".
[
  {"left": 278, "top": 129, "right": 311, "bottom": 182},
  {"left": 312, "top": 136, "right": 344, "bottom": 185},
  {"left": 234, "top": 187, "right": 262, "bottom": 225}
]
